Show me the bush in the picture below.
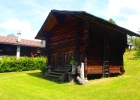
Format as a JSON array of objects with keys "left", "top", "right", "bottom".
[
  {"left": 40, "top": 58, "right": 48, "bottom": 75},
  {"left": 0, "top": 56, "right": 46, "bottom": 73}
]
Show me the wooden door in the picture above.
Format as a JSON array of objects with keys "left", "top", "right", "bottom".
[
  {"left": 55, "top": 52, "right": 63, "bottom": 69},
  {"left": 64, "top": 50, "right": 74, "bottom": 68},
  {"left": 54, "top": 50, "right": 74, "bottom": 69}
]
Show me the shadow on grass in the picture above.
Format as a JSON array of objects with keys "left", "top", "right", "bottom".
[
  {"left": 27, "top": 72, "right": 71, "bottom": 84},
  {"left": 27, "top": 72, "right": 117, "bottom": 85},
  {"left": 27, "top": 72, "right": 44, "bottom": 79}
]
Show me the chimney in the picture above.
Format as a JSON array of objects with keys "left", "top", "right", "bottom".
[
  {"left": 17, "top": 32, "right": 21, "bottom": 43},
  {"left": 16, "top": 32, "right": 21, "bottom": 59}
]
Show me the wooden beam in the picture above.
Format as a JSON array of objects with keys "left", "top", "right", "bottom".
[
  {"left": 75, "top": 15, "right": 128, "bottom": 35},
  {"left": 45, "top": 32, "right": 51, "bottom": 66}
]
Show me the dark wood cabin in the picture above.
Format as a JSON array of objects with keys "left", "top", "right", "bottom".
[{"left": 35, "top": 10, "right": 140, "bottom": 81}]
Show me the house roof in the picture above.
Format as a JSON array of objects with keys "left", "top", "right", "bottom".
[
  {"left": 0, "top": 35, "right": 44, "bottom": 48},
  {"left": 35, "top": 10, "right": 140, "bottom": 39}
]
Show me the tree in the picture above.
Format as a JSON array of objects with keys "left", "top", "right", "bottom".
[
  {"left": 131, "top": 37, "right": 140, "bottom": 49},
  {"left": 108, "top": 18, "right": 117, "bottom": 25}
]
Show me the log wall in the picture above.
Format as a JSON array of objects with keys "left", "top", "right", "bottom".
[
  {"left": 49, "top": 18, "right": 78, "bottom": 68},
  {"left": 86, "top": 22, "right": 126, "bottom": 74},
  {"left": 46, "top": 16, "right": 126, "bottom": 75}
]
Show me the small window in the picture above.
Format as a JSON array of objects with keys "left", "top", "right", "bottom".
[{"left": 37, "top": 48, "right": 41, "bottom": 53}]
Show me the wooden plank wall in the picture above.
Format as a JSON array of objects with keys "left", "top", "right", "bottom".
[
  {"left": 109, "top": 31, "right": 126, "bottom": 74},
  {"left": 78, "top": 19, "right": 89, "bottom": 62},
  {"left": 87, "top": 25, "right": 104, "bottom": 74},
  {"left": 86, "top": 22, "right": 127, "bottom": 75},
  {"left": 47, "top": 16, "right": 126, "bottom": 74},
  {"left": 49, "top": 19, "right": 78, "bottom": 68}
]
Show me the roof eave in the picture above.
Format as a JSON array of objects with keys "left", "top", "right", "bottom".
[{"left": 35, "top": 10, "right": 140, "bottom": 39}]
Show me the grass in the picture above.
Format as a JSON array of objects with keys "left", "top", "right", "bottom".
[{"left": 0, "top": 50, "right": 140, "bottom": 100}]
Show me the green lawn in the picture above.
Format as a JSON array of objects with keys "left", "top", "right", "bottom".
[{"left": 0, "top": 51, "right": 140, "bottom": 100}]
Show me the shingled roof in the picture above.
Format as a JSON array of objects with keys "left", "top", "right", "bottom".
[
  {"left": 35, "top": 10, "right": 140, "bottom": 39},
  {"left": 0, "top": 35, "right": 44, "bottom": 48}
]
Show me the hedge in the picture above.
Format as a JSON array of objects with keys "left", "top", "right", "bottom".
[{"left": 0, "top": 56, "right": 46, "bottom": 73}]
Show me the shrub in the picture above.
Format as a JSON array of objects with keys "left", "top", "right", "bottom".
[
  {"left": 39, "top": 58, "right": 48, "bottom": 75},
  {"left": 0, "top": 56, "right": 46, "bottom": 73},
  {"left": 40, "top": 66, "right": 47, "bottom": 75}
]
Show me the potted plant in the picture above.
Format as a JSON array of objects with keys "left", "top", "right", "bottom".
[{"left": 70, "top": 57, "right": 77, "bottom": 72}]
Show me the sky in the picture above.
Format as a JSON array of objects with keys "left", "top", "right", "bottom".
[{"left": 0, "top": 0, "right": 140, "bottom": 40}]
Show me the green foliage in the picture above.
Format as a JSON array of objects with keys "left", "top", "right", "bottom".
[
  {"left": 38, "top": 57, "right": 47, "bottom": 75},
  {"left": 108, "top": 18, "right": 117, "bottom": 25},
  {"left": 40, "top": 66, "right": 47, "bottom": 75},
  {"left": 0, "top": 56, "right": 46, "bottom": 73},
  {"left": 132, "top": 50, "right": 140, "bottom": 60},
  {"left": 131, "top": 37, "right": 140, "bottom": 49},
  {"left": 70, "top": 57, "right": 75, "bottom": 65}
]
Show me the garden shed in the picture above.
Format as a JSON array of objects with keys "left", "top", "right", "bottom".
[{"left": 35, "top": 10, "right": 140, "bottom": 81}]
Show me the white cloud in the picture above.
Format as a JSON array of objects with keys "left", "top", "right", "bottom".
[
  {"left": 106, "top": 0, "right": 140, "bottom": 33},
  {"left": 107, "top": 0, "right": 140, "bottom": 17},
  {"left": 0, "top": 19, "right": 37, "bottom": 40},
  {"left": 117, "top": 15, "right": 140, "bottom": 33},
  {"left": 0, "top": 19, "right": 30, "bottom": 31}
]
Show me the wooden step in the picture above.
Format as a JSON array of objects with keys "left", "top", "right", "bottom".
[
  {"left": 47, "top": 68, "right": 71, "bottom": 82},
  {"left": 64, "top": 67, "right": 71, "bottom": 69},
  {"left": 53, "top": 68, "right": 71, "bottom": 72},
  {"left": 48, "top": 74, "right": 60, "bottom": 78},
  {"left": 49, "top": 72, "right": 64, "bottom": 75}
]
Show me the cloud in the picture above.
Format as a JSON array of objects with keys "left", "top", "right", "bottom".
[
  {"left": 106, "top": 0, "right": 140, "bottom": 33},
  {"left": 0, "top": 19, "right": 37, "bottom": 40},
  {"left": 0, "top": 19, "right": 30, "bottom": 31},
  {"left": 107, "top": 0, "right": 140, "bottom": 17},
  {"left": 117, "top": 15, "right": 140, "bottom": 33}
]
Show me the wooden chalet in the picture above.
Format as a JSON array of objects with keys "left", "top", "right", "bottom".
[{"left": 35, "top": 10, "right": 140, "bottom": 81}]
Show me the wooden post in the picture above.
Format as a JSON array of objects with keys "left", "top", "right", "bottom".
[
  {"left": 55, "top": 53, "right": 57, "bottom": 68},
  {"left": 45, "top": 31, "right": 51, "bottom": 68},
  {"left": 84, "top": 57, "right": 87, "bottom": 79},
  {"left": 80, "top": 62, "right": 84, "bottom": 79},
  {"left": 82, "top": 20, "right": 89, "bottom": 79},
  {"left": 62, "top": 52, "right": 64, "bottom": 68},
  {"left": 73, "top": 18, "right": 82, "bottom": 77}
]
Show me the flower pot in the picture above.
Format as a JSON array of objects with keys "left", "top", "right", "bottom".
[{"left": 72, "top": 64, "right": 76, "bottom": 72}]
